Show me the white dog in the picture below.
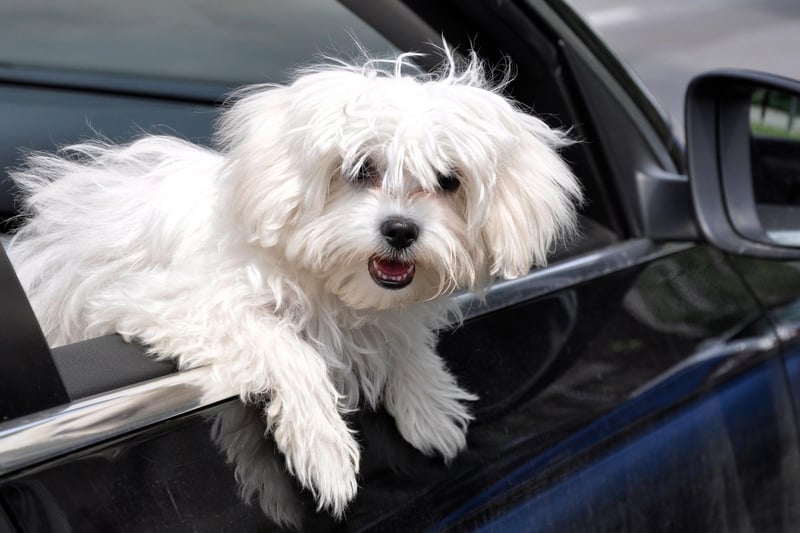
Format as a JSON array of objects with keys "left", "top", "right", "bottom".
[{"left": 8, "top": 49, "right": 581, "bottom": 517}]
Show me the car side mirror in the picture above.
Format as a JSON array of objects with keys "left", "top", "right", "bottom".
[{"left": 686, "top": 70, "right": 800, "bottom": 259}]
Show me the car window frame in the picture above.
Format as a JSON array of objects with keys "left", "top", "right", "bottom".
[{"left": 0, "top": 0, "right": 696, "bottom": 480}]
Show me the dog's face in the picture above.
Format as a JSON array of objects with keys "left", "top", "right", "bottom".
[{"left": 219, "top": 53, "right": 582, "bottom": 310}]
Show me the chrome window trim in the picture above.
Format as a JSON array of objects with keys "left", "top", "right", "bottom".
[
  {"left": 0, "top": 239, "right": 693, "bottom": 477},
  {"left": 457, "top": 239, "right": 692, "bottom": 320},
  {"left": 0, "top": 367, "right": 231, "bottom": 477}
]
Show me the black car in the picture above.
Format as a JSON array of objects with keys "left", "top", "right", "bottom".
[{"left": 1, "top": 0, "right": 800, "bottom": 531}]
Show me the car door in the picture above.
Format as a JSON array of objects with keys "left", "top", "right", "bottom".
[
  {"left": 727, "top": 255, "right": 800, "bottom": 428},
  {"left": 2, "top": 0, "right": 800, "bottom": 532},
  {"left": 4, "top": 246, "right": 796, "bottom": 533}
]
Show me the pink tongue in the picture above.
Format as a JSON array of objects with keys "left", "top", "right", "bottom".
[{"left": 376, "top": 259, "right": 410, "bottom": 275}]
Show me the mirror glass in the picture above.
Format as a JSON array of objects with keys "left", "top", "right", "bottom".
[{"left": 749, "top": 89, "right": 800, "bottom": 246}]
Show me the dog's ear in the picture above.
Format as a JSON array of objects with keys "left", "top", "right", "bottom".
[
  {"left": 215, "top": 86, "right": 306, "bottom": 249},
  {"left": 482, "top": 114, "right": 582, "bottom": 279}
]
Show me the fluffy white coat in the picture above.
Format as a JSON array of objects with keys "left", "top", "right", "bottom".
[{"left": 8, "top": 50, "right": 581, "bottom": 518}]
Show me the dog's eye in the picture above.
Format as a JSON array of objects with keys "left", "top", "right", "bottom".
[
  {"left": 437, "top": 172, "right": 460, "bottom": 192},
  {"left": 353, "top": 160, "right": 378, "bottom": 185}
]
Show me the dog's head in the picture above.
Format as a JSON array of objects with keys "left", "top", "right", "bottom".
[{"left": 217, "top": 50, "right": 582, "bottom": 310}]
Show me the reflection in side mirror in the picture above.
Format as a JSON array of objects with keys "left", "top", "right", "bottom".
[
  {"left": 750, "top": 89, "right": 800, "bottom": 245},
  {"left": 686, "top": 70, "right": 800, "bottom": 259}
]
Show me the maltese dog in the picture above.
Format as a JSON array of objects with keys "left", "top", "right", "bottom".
[{"left": 8, "top": 49, "right": 581, "bottom": 517}]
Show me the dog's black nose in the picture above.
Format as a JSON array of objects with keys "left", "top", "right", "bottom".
[{"left": 381, "top": 217, "right": 419, "bottom": 249}]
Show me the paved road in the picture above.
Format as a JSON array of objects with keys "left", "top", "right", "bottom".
[{"left": 567, "top": 0, "right": 800, "bottom": 137}]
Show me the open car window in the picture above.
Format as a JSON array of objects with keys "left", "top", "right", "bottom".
[{"left": 0, "top": 0, "right": 626, "bottom": 410}]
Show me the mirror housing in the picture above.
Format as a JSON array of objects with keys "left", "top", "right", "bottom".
[{"left": 686, "top": 70, "right": 800, "bottom": 259}]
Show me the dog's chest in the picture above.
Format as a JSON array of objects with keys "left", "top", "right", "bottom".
[{"left": 305, "top": 315, "right": 392, "bottom": 406}]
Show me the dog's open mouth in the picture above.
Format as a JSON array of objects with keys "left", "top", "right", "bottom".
[{"left": 368, "top": 256, "right": 415, "bottom": 290}]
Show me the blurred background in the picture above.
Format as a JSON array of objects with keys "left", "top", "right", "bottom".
[
  {"left": 567, "top": 0, "right": 800, "bottom": 139},
  {"left": 2, "top": 0, "right": 799, "bottom": 142}
]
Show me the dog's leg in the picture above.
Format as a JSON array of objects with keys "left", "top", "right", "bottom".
[
  {"left": 113, "top": 302, "right": 360, "bottom": 518},
  {"left": 384, "top": 334, "right": 478, "bottom": 462},
  {"left": 200, "top": 326, "right": 360, "bottom": 518}
]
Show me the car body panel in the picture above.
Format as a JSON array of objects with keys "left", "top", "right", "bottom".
[
  {"left": 4, "top": 246, "right": 796, "bottom": 532},
  {"left": 726, "top": 255, "right": 800, "bottom": 428},
  {"left": 462, "top": 358, "right": 800, "bottom": 532}
]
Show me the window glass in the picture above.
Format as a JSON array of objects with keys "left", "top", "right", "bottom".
[
  {"left": 0, "top": 0, "right": 397, "bottom": 84},
  {"left": 750, "top": 89, "right": 800, "bottom": 246}
]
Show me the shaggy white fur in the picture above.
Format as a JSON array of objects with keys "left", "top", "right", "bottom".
[{"left": 8, "top": 48, "right": 581, "bottom": 518}]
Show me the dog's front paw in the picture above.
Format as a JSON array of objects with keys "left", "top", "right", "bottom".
[
  {"left": 391, "top": 382, "right": 478, "bottom": 462},
  {"left": 272, "top": 410, "right": 360, "bottom": 518}
]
